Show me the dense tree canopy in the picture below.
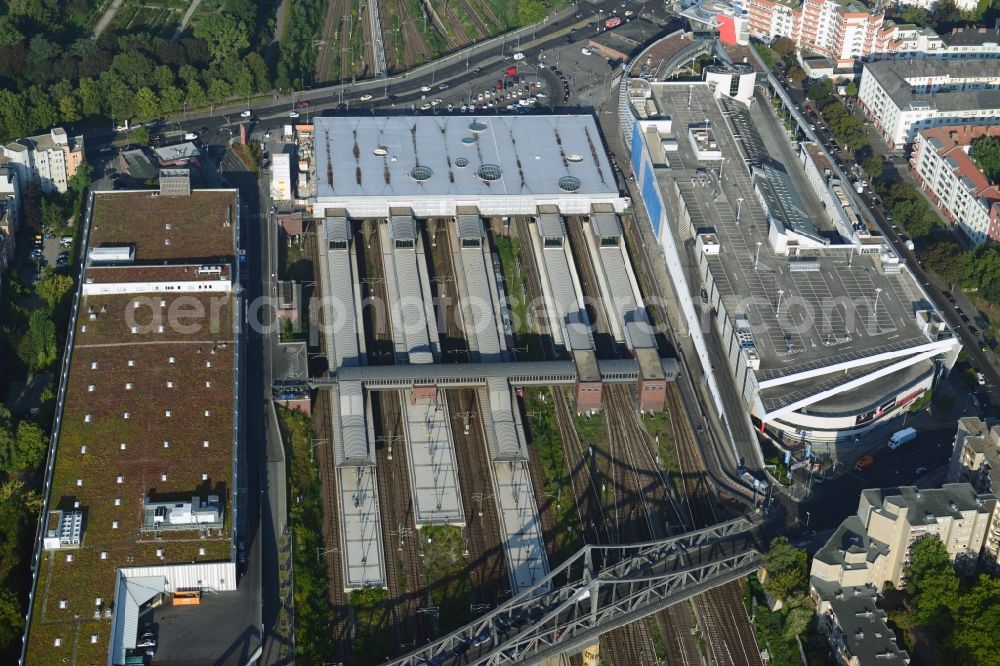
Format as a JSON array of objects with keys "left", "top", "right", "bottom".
[
  {"left": 971, "top": 136, "right": 1000, "bottom": 184},
  {"left": 923, "top": 241, "right": 965, "bottom": 284},
  {"left": 902, "top": 536, "right": 1000, "bottom": 664},
  {"left": 763, "top": 537, "right": 809, "bottom": 601}
]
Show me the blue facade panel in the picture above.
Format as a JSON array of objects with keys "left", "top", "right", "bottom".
[
  {"left": 630, "top": 121, "right": 643, "bottom": 175},
  {"left": 642, "top": 161, "right": 662, "bottom": 236}
]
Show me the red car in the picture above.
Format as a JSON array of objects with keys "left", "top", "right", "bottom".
[
  {"left": 504, "top": 65, "right": 517, "bottom": 77},
  {"left": 496, "top": 79, "right": 503, "bottom": 92},
  {"left": 296, "top": 101, "right": 310, "bottom": 109}
]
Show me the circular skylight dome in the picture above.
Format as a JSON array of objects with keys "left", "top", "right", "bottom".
[
  {"left": 468, "top": 121, "right": 488, "bottom": 133},
  {"left": 477, "top": 164, "right": 502, "bottom": 182},
  {"left": 558, "top": 176, "right": 582, "bottom": 192},
  {"left": 454, "top": 157, "right": 469, "bottom": 168},
  {"left": 461, "top": 136, "right": 477, "bottom": 145},
  {"left": 410, "top": 165, "right": 433, "bottom": 181}
]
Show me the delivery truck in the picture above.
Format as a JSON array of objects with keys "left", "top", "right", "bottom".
[{"left": 888, "top": 427, "right": 916, "bottom": 450}]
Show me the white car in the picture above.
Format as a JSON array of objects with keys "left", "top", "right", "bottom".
[
  {"left": 360, "top": 94, "right": 373, "bottom": 101},
  {"left": 624, "top": 9, "right": 634, "bottom": 15},
  {"left": 438, "top": 83, "right": 450, "bottom": 90},
  {"left": 240, "top": 110, "right": 252, "bottom": 118},
  {"left": 447, "top": 103, "right": 454, "bottom": 110},
  {"left": 581, "top": 47, "right": 593, "bottom": 55},
  {"left": 420, "top": 85, "right": 432, "bottom": 92},
  {"left": 431, "top": 98, "right": 443, "bottom": 106},
  {"left": 536, "top": 92, "right": 547, "bottom": 99},
  {"left": 513, "top": 52, "right": 525, "bottom": 60},
  {"left": 978, "top": 371, "right": 986, "bottom": 386},
  {"left": 420, "top": 102, "right": 432, "bottom": 110},
  {"left": 461, "top": 105, "right": 469, "bottom": 113},
  {"left": 288, "top": 111, "right": 300, "bottom": 118}
]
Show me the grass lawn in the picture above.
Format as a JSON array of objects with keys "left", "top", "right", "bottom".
[{"left": 421, "top": 524, "right": 472, "bottom": 633}]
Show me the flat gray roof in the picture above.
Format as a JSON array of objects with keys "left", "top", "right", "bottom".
[
  {"left": 864, "top": 59, "right": 1000, "bottom": 111},
  {"left": 313, "top": 115, "right": 618, "bottom": 200},
  {"left": 861, "top": 483, "right": 993, "bottom": 527},
  {"left": 651, "top": 85, "right": 932, "bottom": 381},
  {"left": 940, "top": 26, "right": 1000, "bottom": 47}
]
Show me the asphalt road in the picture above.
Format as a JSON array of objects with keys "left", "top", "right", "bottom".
[{"left": 78, "top": 0, "right": 669, "bottom": 154}]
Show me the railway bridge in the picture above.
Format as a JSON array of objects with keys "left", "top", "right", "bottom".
[
  {"left": 388, "top": 516, "right": 762, "bottom": 666},
  {"left": 307, "top": 357, "right": 680, "bottom": 413}
]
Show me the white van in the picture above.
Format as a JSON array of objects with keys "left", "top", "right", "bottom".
[{"left": 183, "top": 132, "right": 198, "bottom": 141}]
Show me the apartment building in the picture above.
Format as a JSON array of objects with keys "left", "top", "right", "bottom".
[
  {"left": 857, "top": 59, "right": 1000, "bottom": 149},
  {"left": 811, "top": 581, "right": 910, "bottom": 666},
  {"left": 948, "top": 417, "right": 1000, "bottom": 570},
  {"left": 0, "top": 127, "right": 84, "bottom": 194},
  {"left": 812, "top": 484, "right": 998, "bottom": 591},
  {"left": 873, "top": 25, "right": 1000, "bottom": 61},
  {"left": 910, "top": 124, "right": 1000, "bottom": 245},
  {"left": 747, "top": 0, "right": 893, "bottom": 66}
]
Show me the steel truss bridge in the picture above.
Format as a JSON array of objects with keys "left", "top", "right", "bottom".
[{"left": 389, "top": 516, "right": 762, "bottom": 666}]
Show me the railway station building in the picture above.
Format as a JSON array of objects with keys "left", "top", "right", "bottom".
[{"left": 620, "top": 35, "right": 961, "bottom": 457}]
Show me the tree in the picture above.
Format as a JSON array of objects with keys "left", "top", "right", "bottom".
[
  {"left": 2, "top": 421, "right": 49, "bottom": 472},
  {"left": 970, "top": 136, "right": 1000, "bottom": 184},
  {"left": 965, "top": 244, "right": 1000, "bottom": 303},
  {"left": 0, "top": 587, "right": 24, "bottom": 653},
  {"left": 787, "top": 65, "right": 807, "bottom": 83},
  {"left": 40, "top": 197, "right": 64, "bottom": 231},
  {"left": 0, "top": 479, "right": 41, "bottom": 582},
  {"left": 905, "top": 536, "right": 959, "bottom": 629},
  {"left": 763, "top": 537, "right": 808, "bottom": 601},
  {"left": 844, "top": 82, "right": 858, "bottom": 97},
  {"left": 0, "top": 18, "right": 24, "bottom": 48},
  {"left": 58, "top": 92, "right": 81, "bottom": 123},
  {"left": 771, "top": 36, "right": 796, "bottom": 59},
  {"left": 0, "top": 89, "right": 31, "bottom": 139},
  {"left": 130, "top": 126, "right": 151, "bottom": 147},
  {"left": 807, "top": 78, "right": 834, "bottom": 102},
  {"left": 194, "top": 14, "right": 250, "bottom": 64},
  {"left": 949, "top": 575, "right": 1000, "bottom": 663},
  {"left": 134, "top": 86, "right": 160, "bottom": 121},
  {"left": 22, "top": 310, "right": 56, "bottom": 372},
  {"left": 924, "top": 241, "right": 965, "bottom": 283},
  {"left": 36, "top": 272, "right": 73, "bottom": 309},
  {"left": 77, "top": 77, "right": 101, "bottom": 118},
  {"left": 861, "top": 154, "right": 884, "bottom": 179},
  {"left": 753, "top": 43, "right": 775, "bottom": 69}
]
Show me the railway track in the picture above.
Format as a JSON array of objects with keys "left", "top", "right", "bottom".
[
  {"left": 664, "top": 382, "right": 764, "bottom": 666},
  {"left": 563, "top": 214, "right": 617, "bottom": 359},
  {"left": 452, "top": 0, "right": 492, "bottom": 41},
  {"left": 373, "top": 390, "right": 430, "bottom": 654},
  {"left": 312, "top": 393, "right": 355, "bottom": 663},
  {"left": 391, "top": 0, "right": 433, "bottom": 68},
  {"left": 314, "top": 0, "right": 347, "bottom": 84},
  {"left": 426, "top": 219, "right": 470, "bottom": 363},
  {"left": 466, "top": 0, "right": 502, "bottom": 35},
  {"left": 552, "top": 387, "right": 611, "bottom": 546},
  {"left": 446, "top": 389, "right": 510, "bottom": 607}
]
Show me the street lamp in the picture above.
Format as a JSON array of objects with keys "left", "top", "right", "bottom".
[{"left": 873, "top": 287, "right": 883, "bottom": 330}]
